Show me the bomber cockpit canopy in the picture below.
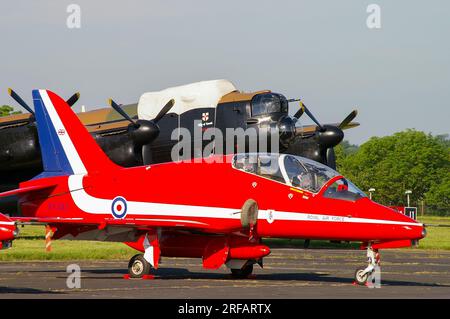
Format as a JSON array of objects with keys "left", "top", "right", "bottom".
[
  {"left": 251, "top": 93, "right": 289, "bottom": 117},
  {"left": 232, "top": 153, "right": 366, "bottom": 199}
]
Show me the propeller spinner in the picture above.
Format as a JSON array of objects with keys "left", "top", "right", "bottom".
[
  {"left": 288, "top": 99, "right": 358, "bottom": 169},
  {"left": 108, "top": 98, "right": 175, "bottom": 165}
]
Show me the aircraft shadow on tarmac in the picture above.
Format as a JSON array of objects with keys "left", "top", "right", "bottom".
[{"left": 23, "top": 267, "right": 449, "bottom": 288}]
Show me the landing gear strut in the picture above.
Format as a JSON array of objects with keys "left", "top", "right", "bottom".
[
  {"left": 128, "top": 254, "right": 152, "bottom": 278},
  {"left": 354, "top": 244, "right": 380, "bottom": 286}
]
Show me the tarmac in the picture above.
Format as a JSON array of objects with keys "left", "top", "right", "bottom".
[{"left": 0, "top": 248, "right": 449, "bottom": 298}]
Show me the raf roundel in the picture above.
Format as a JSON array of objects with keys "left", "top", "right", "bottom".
[{"left": 111, "top": 196, "right": 128, "bottom": 219}]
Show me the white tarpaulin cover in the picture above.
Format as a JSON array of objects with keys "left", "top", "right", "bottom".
[{"left": 137, "top": 79, "right": 237, "bottom": 120}]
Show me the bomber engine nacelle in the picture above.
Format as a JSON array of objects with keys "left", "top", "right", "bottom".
[{"left": 0, "top": 213, "right": 18, "bottom": 250}]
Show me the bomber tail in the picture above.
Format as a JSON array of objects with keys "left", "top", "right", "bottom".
[{"left": 32, "top": 89, "right": 119, "bottom": 178}]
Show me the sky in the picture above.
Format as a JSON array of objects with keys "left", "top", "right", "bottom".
[{"left": 0, "top": 0, "right": 448, "bottom": 144}]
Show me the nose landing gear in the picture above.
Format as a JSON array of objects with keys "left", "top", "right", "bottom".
[{"left": 354, "top": 244, "right": 380, "bottom": 286}]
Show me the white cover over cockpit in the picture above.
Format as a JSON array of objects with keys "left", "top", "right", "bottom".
[{"left": 138, "top": 79, "right": 237, "bottom": 120}]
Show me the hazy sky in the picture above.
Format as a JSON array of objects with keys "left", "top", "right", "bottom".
[{"left": 0, "top": 0, "right": 448, "bottom": 144}]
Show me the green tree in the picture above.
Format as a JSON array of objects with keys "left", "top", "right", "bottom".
[
  {"left": 0, "top": 105, "right": 22, "bottom": 117},
  {"left": 335, "top": 140, "right": 359, "bottom": 170},
  {"left": 337, "top": 130, "right": 449, "bottom": 210},
  {"left": 425, "top": 175, "right": 450, "bottom": 214}
]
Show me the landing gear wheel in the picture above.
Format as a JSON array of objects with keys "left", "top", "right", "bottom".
[
  {"left": 354, "top": 267, "right": 369, "bottom": 285},
  {"left": 231, "top": 264, "right": 253, "bottom": 278},
  {"left": 128, "top": 254, "right": 151, "bottom": 278}
]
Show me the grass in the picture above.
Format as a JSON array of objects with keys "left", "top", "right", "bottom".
[
  {"left": 0, "top": 225, "right": 135, "bottom": 261},
  {"left": 1, "top": 216, "right": 449, "bottom": 261},
  {"left": 416, "top": 216, "right": 450, "bottom": 250}
]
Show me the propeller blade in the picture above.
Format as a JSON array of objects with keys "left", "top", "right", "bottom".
[
  {"left": 302, "top": 103, "right": 324, "bottom": 131},
  {"left": 326, "top": 148, "right": 337, "bottom": 170},
  {"left": 66, "top": 92, "right": 80, "bottom": 107},
  {"left": 142, "top": 144, "right": 153, "bottom": 165},
  {"left": 108, "top": 98, "right": 136, "bottom": 125},
  {"left": 338, "top": 110, "right": 358, "bottom": 129},
  {"left": 293, "top": 100, "right": 305, "bottom": 119},
  {"left": 153, "top": 99, "right": 175, "bottom": 123},
  {"left": 7, "top": 88, "right": 34, "bottom": 115}
]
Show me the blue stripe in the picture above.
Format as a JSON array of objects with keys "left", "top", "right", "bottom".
[{"left": 32, "top": 90, "right": 74, "bottom": 178}]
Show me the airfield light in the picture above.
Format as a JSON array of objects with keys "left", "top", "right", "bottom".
[
  {"left": 405, "top": 190, "right": 412, "bottom": 207},
  {"left": 368, "top": 188, "right": 376, "bottom": 200}
]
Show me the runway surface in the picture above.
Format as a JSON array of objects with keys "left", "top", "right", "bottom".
[{"left": 1, "top": 248, "right": 449, "bottom": 298}]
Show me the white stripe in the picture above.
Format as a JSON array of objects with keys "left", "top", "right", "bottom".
[
  {"left": 39, "top": 90, "right": 87, "bottom": 175},
  {"left": 0, "top": 221, "right": 14, "bottom": 226},
  {"left": 68, "top": 175, "right": 422, "bottom": 228}
]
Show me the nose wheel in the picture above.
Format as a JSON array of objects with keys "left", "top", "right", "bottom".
[
  {"left": 128, "top": 254, "right": 152, "bottom": 278},
  {"left": 354, "top": 245, "right": 380, "bottom": 286}
]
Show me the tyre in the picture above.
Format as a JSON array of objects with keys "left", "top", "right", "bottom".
[
  {"left": 354, "top": 267, "right": 369, "bottom": 285},
  {"left": 128, "top": 254, "right": 151, "bottom": 278},
  {"left": 231, "top": 264, "right": 254, "bottom": 278},
  {"left": 241, "top": 199, "right": 258, "bottom": 228}
]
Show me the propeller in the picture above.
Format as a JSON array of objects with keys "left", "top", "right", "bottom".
[
  {"left": 66, "top": 92, "right": 81, "bottom": 107},
  {"left": 108, "top": 98, "right": 137, "bottom": 125},
  {"left": 8, "top": 88, "right": 35, "bottom": 116},
  {"left": 338, "top": 110, "right": 358, "bottom": 129},
  {"left": 292, "top": 100, "right": 305, "bottom": 119},
  {"left": 108, "top": 98, "right": 175, "bottom": 165},
  {"left": 301, "top": 103, "right": 325, "bottom": 132},
  {"left": 8, "top": 88, "right": 81, "bottom": 118},
  {"left": 287, "top": 98, "right": 358, "bottom": 168}
]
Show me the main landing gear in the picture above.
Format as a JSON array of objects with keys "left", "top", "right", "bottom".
[
  {"left": 354, "top": 244, "right": 380, "bottom": 286},
  {"left": 128, "top": 254, "right": 152, "bottom": 278},
  {"left": 126, "top": 231, "right": 160, "bottom": 279}
]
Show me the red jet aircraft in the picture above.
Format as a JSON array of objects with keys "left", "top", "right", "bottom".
[{"left": 0, "top": 89, "right": 426, "bottom": 285}]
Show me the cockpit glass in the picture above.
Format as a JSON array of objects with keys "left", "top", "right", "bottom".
[
  {"left": 323, "top": 177, "right": 367, "bottom": 201},
  {"left": 283, "top": 155, "right": 339, "bottom": 193},
  {"left": 232, "top": 153, "right": 341, "bottom": 193},
  {"left": 251, "top": 93, "right": 289, "bottom": 116},
  {"left": 233, "top": 154, "right": 284, "bottom": 183}
]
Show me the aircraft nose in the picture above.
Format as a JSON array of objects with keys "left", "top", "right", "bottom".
[{"left": 421, "top": 224, "right": 427, "bottom": 239}]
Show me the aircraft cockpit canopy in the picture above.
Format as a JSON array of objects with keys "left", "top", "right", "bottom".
[
  {"left": 251, "top": 93, "right": 289, "bottom": 117},
  {"left": 232, "top": 153, "right": 367, "bottom": 200}
]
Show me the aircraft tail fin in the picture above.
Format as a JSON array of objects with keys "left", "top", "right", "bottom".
[{"left": 32, "top": 89, "right": 119, "bottom": 178}]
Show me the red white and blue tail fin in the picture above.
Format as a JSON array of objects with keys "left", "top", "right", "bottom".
[{"left": 32, "top": 89, "right": 118, "bottom": 178}]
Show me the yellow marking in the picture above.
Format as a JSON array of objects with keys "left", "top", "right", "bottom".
[
  {"left": 7, "top": 88, "right": 12, "bottom": 96},
  {"left": 107, "top": 98, "right": 113, "bottom": 106},
  {"left": 290, "top": 188, "right": 303, "bottom": 194}
]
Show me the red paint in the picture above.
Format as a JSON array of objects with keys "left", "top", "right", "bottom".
[{"left": 0, "top": 213, "right": 15, "bottom": 242}]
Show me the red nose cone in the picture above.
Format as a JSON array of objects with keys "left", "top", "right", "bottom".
[{"left": 355, "top": 199, "right": 425, "bottom": 242}]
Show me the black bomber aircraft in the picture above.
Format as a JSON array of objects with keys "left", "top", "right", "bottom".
[{"left": 0, "top": 80, "right": 359, "bottom": 215}]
